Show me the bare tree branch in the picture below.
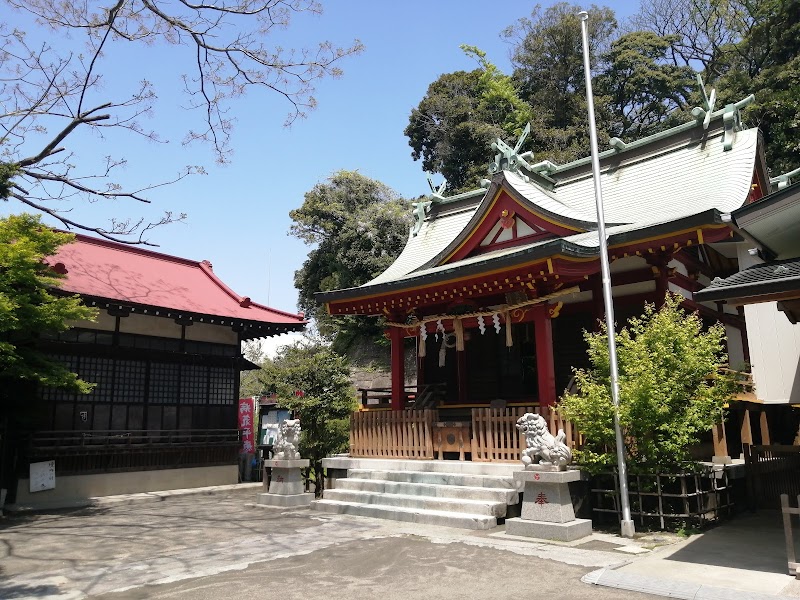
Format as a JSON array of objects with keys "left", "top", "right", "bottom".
[{"left": 1, "top": 0, "right": 362, "bottom": 243}]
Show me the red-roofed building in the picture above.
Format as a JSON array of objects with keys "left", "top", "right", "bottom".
[{"left": 10, "top": 234, "right": 305, "bottom": 509}]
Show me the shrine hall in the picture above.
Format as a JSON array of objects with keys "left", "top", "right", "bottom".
[{"left": 317, "top": 89, "right": 799, "bottom": 462}]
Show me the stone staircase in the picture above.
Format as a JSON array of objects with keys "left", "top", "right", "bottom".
[{"left": 310, "top": 457, "right": 521, "bottom": 530}]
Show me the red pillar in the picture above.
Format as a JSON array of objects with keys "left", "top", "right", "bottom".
[
  {"left": 389, "top": 327, "right": 405, "bottom": 411},
  {"left": 533, "top": 304, "right": 557, "bottom": 407}
]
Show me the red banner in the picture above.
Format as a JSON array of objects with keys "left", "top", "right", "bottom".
[{"left": 238, "top": 397, "right": 256, "bottom": 454}]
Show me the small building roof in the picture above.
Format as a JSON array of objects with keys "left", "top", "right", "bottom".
[
  {"left": 694, "top": 182, "right": 800, "bottom": 323},
  {"left": 695, "top": 257, "right": 800, "bottom": 303},
  {"left": 50, "top": 234, "right": 305, "bottom": 337}
]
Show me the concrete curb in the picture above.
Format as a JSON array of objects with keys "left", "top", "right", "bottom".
[
  {"left": 5, "top": 482, "right": 263, "bottom": 513},
  {"left": 583, "top": 567, "right": 798, "bottom": 600}
]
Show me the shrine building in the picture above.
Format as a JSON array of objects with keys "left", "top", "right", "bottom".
[
  {"left": 317, "top": 90, "right": 799, "bottom": 462},
  {"left": 7, "top": 234, "right": 305, "bottom": 509}
]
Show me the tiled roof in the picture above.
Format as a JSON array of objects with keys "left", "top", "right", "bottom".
[
  {"left": 50, "top": 234, "right": 305, "bottom": 327},
  {"left": 367, "top": 204, "right": 477, "bottom": 285},
  {"left": 550, "top": 127, "right": 758, "bottom": 224},
  {"left": 317, "top": 114, "right": 760, "bottom": 307},
  {"left": 694, "top": 257, "right": 800, "bottom": 302}
]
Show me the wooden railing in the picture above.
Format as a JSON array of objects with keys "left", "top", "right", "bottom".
[
  {"left": 718, "top": 366, "right": 756, "bottom": 402},
  {"left": 471, "top": 406, "right": 534, "bottom": 462},
  {"left": 470, "top": 406, "right": 584, "bottom": 462},
  {"left": 350, "top": 409, "right": 437, "bottom": 459},
  {"left": 25, "top": 429, "right": 242, "bottom": 475},
  {"left": 357, "top": 384, "right": 445, "bottom": 409},
  {"left": 547, "top": 407, "right": 586, "bottom": 450}
]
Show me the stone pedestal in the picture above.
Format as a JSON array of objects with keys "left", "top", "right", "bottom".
[
  {"left": 505, "top": 469, "right": 591, "bottom": 542},
  {"left": 256, "top": 458, "right": 313, "bottom": 507}
]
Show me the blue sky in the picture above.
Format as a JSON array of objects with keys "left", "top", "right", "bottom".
[{"left": 6, "top": 1, "right": 639, "bottom": 324}]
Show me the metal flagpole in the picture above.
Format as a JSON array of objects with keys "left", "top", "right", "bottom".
[{"left": 578, "top": 10, "right": 635, "bottom": 538}]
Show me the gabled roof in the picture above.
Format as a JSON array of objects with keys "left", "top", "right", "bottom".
[
  {"left": 321, "top": 120, "right": 759, "bottom": 306},
  {"left": 319, "top": 209, "right": 729, "bottom": 304},
  {"left": 50, "top": 234, "right": 305, "bottom": 335}
]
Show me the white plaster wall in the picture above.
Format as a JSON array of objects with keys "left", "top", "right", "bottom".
[
  {"left": 119, "top": 312, "right": 183, "bottom": 338},
  {"left": 610, "top": 256, "right": 647, "bottom": 273},
  {"left": 12, "top": 465, "right": 238, "bottom": 510},
  {"left": 612, "top": 280, "right": 656, "bottom": 298},
  {"left": 724, "top": 323, "right": 746, "bottom": 370},
  {"left": 738, "top": 245, "right": 800, "bottom": 404},
  {"left": 68, "top": 309, "right": 116, "bottom": 331},
  {"left": 185, "top": 321, "right": 238, "bottom": 344}
]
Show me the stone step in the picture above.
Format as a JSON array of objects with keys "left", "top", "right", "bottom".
[
  {"left": 321, "top": 489, "right": 507, "bottom": 518},
  {"left": 323, "top": 457, "right": 520, "bottom": 477},
  {"left": 310, "top": 499, "right": 498, "bottom": 530},
  {"left": 335, "top": 478, "right": 519, "bottom": 504},
  {"left": 345, "top": 469, "right": 517, "bottom": 490}
]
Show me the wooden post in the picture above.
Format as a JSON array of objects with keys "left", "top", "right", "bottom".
[
  {"left": 760, "top": 411, "right": 771, "bottom": 445},
  {"left": 711, "top": 420, "right": 730, "bottom": 463},
  {"left": 389, "top": 327, "right": 405, "bottom": 411},
  {"left": 533, "top": 304, "right": 557, "bottom": 407},
  {"left": 741, "top": 408, "right": 753, "bottom": 447},
  {"left": 647, "top": 252, "right": 671, "bottom": 308},
  {"left": 457, "top": 348, "right": 468, "bottom": 404},
  {"left": 590, "top": 274, "right": 603, "bottom": 330}
]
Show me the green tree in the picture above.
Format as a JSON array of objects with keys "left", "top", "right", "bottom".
[
  {"left": 0, "top": 214, "right": 97, "bottom": 410},
  {"left": 290, "top": 171, "right": 411, "bottom": 351},
  {"left": 404, "top": 47, "right": 535, "bottom": 192},
  {"left": 256, "top": 340, "right": 355, "bottom": 495},
  {"left": 630, "top": 0, "right": 799, "bottom": 175},
  {"left": 559, "top": 294, "right": 733, "bottom": 473},
  {"left": 596, "top": 32, "right": 696, "bottom": 139},
  {"left": 1, "top": 0, "right": 362, "bottom": 242},
  {"left": 716, "top": 0, "right": 800, "bottom": 175},
  {"left": 404, "top": 69, "right": 504, "bottom": 193},
  {"left": 503, "top": 2, "right": 617, "bottom": 162}
]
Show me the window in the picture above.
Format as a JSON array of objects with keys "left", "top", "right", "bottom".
[
  {"left": 209, "top": 367, "right": 236, "bottom": 405},
  {"left": 180, "top": 364, "right": 208, "bottom": 405},
  {"left": 113, "top": 360, "right": 146, "bottom": 403},
  {"left": 149, "top": 363, "right": 179, "bottom": 404},
  {"left": 82, "top": 356, "right": 114, "bottom": 402}
]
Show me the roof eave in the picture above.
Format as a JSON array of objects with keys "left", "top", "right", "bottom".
[
  {"left": 316, "top": 238, "right": 594, "bottom": 306},
  {"left": 62, "top": 292, "right": 306, "bottom": 334}
]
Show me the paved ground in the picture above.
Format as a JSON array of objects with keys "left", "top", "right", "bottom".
[
  {"left": 0, "top": 487, "right": 652, "bottom": 600},
  {"left": 2, "top": 485, "right": 799, "bottom": 600}
]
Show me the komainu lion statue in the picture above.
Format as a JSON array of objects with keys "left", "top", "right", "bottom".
[
  {"left": 516, "top": 412, "right": 572, "bottom": 470},
  {"left": 273, "top": 419, "right": 302, "bottom": 460}
]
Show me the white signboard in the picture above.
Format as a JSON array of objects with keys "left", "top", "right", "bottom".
[{"left": 30, "top": 460, "right": 56, "bottom": 493}]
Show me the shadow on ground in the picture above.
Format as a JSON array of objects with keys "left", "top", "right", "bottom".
[{"left": 665, "top": 510, "right": 790, "bottom": 574}]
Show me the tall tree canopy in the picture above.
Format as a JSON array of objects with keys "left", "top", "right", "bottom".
[
  {"left": 0, "top": 214, "right": 97, "bottom": 411},
  {"left": 406, "top": 0, "right": 798, "bottom": 187},
  {"left": 0, "top": 0, "right": 363, "bottom": 243},
  {"left": 596, "top": 31, "right": 696, "bottom": 139},
  {"left": 504, "top": 2, "right": 617, "bottom": 161},
  {"left": 631, "top": 0, "right": 800, "bottom": 174},
  {"left": 404, "top": 69, "right": 504, "bottom": 193},
  {"left": 290, "top": 171, "right": 411, "bottom": 350}
]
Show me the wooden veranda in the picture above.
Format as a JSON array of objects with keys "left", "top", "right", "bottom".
[{"left": 349, "top": 405, "right": 583, "bottom": 462}]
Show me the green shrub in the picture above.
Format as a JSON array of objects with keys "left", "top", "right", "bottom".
[{"left": 559, "top": 293, "right": 734, "bottom": 474}]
